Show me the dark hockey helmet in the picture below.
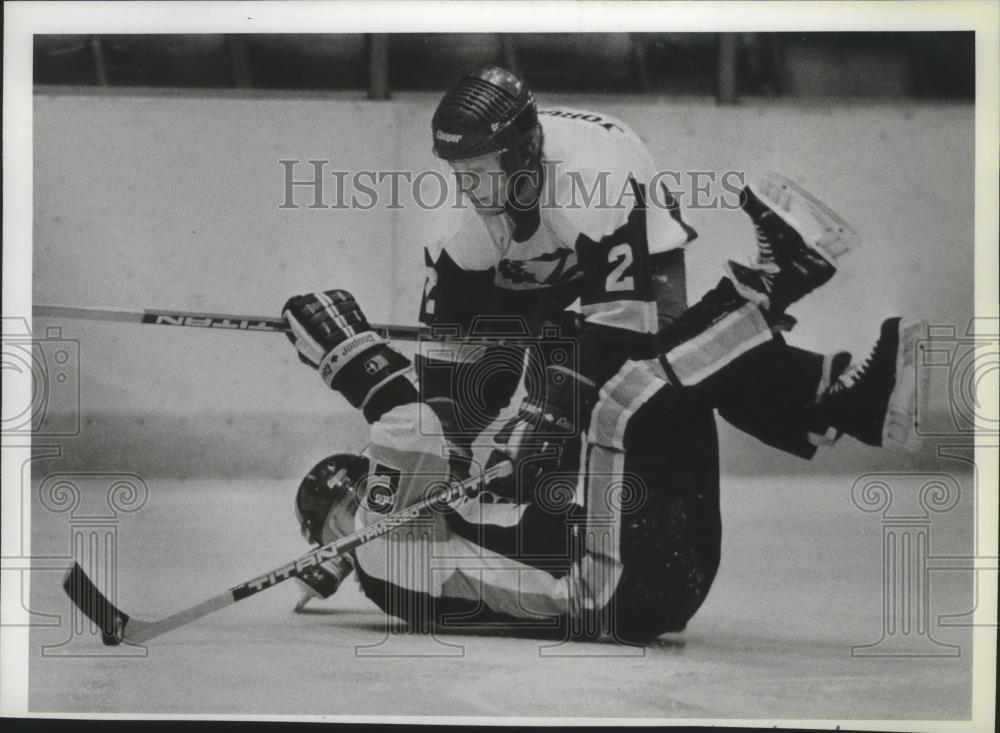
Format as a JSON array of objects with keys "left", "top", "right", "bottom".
[
  {"left": 295, "top": 453, "right": 367, "bottom": 546},
  {"left": 432, "top": 66, "right": 543, "bottom": 176}
]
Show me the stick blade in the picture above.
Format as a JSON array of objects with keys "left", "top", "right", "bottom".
[{"left": 62, "top": 562, "right": 130, "bottom": 646}]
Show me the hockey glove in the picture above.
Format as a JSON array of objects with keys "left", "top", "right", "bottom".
[
  {"left": 486, "top": 365, "right": 597, "bottom": 499},
  {"left": 293, "top": 555, "right": 355, "bottom": 613},
  {"left": 282, "top": 290, "right": 415, "bottom": 419}
]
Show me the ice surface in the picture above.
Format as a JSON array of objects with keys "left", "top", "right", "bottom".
[{"left": 28, "top": 473, "right": 973, "bottom": 719}]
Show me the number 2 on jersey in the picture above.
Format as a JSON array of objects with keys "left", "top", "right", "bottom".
[{"left": 605, "top": 243, "right": 635, "bottom": 293}]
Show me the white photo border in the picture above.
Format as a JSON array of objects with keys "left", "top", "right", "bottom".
[{"left": 3, "top": 2, "right": 997, "bottom": 729}]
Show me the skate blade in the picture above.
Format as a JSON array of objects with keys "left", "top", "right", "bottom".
[
  {"left": 756, "top": 171, "right": 862, "bottom": 263},
  {"left": 882, "top": 319, "right": 929, "bottom": 452}
]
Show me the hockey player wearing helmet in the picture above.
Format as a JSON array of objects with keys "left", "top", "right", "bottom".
[
  {"left": 277, "top": 68, "right": 926, "bottom": 641},
  {"left": 431, "top": 67, "right": 544, "bottom": 218},
  {"left": 280, "top": 282, "right": 925, "bottom": 641},
  {"left": 282, "top": 287, "right": 718, "bottom": 639},
  {"left": 422, "top": 66, "right": 691, "bottom": 395},
  {"left": 420, "top": 67, "right": 921, "bottom": 495}
]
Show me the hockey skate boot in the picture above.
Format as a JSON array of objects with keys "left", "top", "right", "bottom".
[
  {"left": 726, "top": 183, "right": 837, "bottom": 315},
  {"left": 811, "top": 318, "right": 927, "bottom": 450},
  {"left": 728, "top": 172, "right": 862, "bottom": 313}
]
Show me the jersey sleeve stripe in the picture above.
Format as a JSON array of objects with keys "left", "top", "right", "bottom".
[{"left": 579, "top": 299, "right": 658, "bottom": 334}]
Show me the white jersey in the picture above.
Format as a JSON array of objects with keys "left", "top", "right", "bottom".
[
  {"left": 421, "top": 106, "right": 695, "bottom": 338},
  {"left": 353, "top": 403, "right": 582, "bottom": 621}
]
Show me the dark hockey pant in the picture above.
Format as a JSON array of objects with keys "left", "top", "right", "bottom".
[{"left": 385, "top": 279, "right": 834, "bottom": 640}]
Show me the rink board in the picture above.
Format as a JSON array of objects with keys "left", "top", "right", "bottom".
[{"left": 29, "top": 92, "right": 975, "bottom": 478}]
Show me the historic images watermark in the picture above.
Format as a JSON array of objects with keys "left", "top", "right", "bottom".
[
  {"left": 2, "top": 316, "right": 149, "bottom": 657},
  {"left": 0, "top": 455, "right": 151, "bottom": 658},
  {"left": 915, "top": 317, "right": 999, "bottom": 438},
  {"left": 36, "top": 472, "right": 151, "bottom": 657},
  {"left": 413, "top": 317, "right": 582, "bottom": 441},
  {"left": 278, "top": 159, "right": 746, "bottom": 213},
  {"left": 850, "top": 471, "right": 964, "bottom": 658},
  {"left": 850, "top": 316, "right": 999, "bottom": 658},
  {"left": 1, "top": 317, "right": 81, "bottom": 437}
]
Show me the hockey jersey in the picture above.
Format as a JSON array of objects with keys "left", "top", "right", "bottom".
[
  {"left": 352, "top": 401, "right": 589, "bottom": 626},
  {"left": 419, "top": 107, "right": 697, "bottom": 385}
]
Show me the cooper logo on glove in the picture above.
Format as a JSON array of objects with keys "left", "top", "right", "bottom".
[{"left": 282, "top": 290, "right": 414, "bottom": 415}]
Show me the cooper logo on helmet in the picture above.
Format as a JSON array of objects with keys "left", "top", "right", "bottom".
[{"left": 435, "top": 130, "right": 462, "bottom": 143}]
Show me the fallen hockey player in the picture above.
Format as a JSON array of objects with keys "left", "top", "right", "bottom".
[{"left": 281, "top": 270, "right": 924, "bottom": 643}]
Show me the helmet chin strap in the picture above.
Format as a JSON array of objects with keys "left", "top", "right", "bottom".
[{"left": 502, "top": 159, "right": 544, "bottom": 240}]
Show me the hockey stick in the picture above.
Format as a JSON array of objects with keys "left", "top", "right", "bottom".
[
  {"left": 62, "top": 460, "right": 512, "bottom": 646},
  {"left": 34, "top": 303, "right": 432, "bottom": 342}
]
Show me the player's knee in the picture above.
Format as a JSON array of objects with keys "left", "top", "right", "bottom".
[{"left": 588, "top": 360, "right": 670, "bottom": 450}]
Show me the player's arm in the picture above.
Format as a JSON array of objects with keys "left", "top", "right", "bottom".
[
  {"left": 280, "top": 292, "right": 417, "bottom": 611},
  {"left": 418, "top": 247, "right": 497, "bottom": 333},
  {"left": 281, "top": 289, "right": 464, "bottom": 606},
  {"left": 570, "top": 176, "right": 664, "bottom": 386},
  {"left": 282, "top": 288, "right": 477, "bottom": 475},
  {"left": 647, "top": 178, "right": 698, "bottom": 328},
  {"left": 484, "top": 363, "right": 598, "bottom": 500},
  {"left": 417, "top": 245, "right": 527, "bottom": 439}
]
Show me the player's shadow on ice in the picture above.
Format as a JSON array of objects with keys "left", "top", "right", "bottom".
[
  {"left": 311, "top": 612, "right": 687, "bottom": 648},
  {"left": 292, "top": 606, "right": 353, "bottom": 616}
]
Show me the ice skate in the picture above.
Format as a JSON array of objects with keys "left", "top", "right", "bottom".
[
  {"left": 812, "top": 318, "right": 928, "bottom": 450},
  {"left": 726, "top": 183, "right": 837, "bottom": 313},
  {"left": 727, "top": 173, "right": 861, "bottom": 313}
]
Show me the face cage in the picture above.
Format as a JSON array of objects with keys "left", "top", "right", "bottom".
[
  {"left": 441, "top": 128, "right": 541, "bottom": 184},
  {"left": 433, "top": 93, "right": 540, "bottom": 163}
]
